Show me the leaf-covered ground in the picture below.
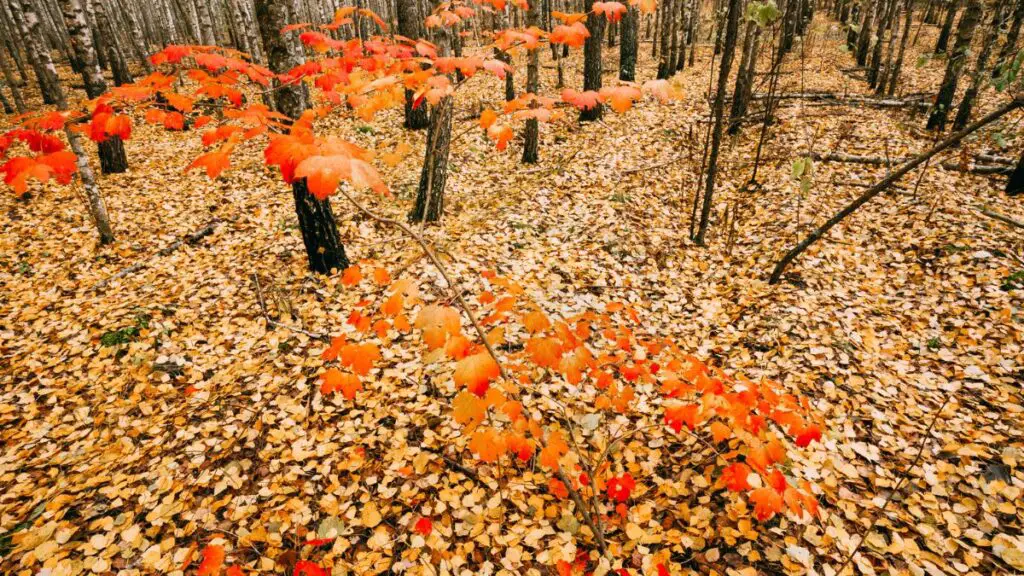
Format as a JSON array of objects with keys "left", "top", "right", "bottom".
[{"left": 2, "top": 17, "right": 1023, "bottom": 576}]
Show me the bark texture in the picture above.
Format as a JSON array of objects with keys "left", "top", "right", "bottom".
[
  {"left": 927, "top": 0, "right": 981, "bottom": 131},
  {"left": 256, "top": 0, "right": 350, "bottom": 274}
]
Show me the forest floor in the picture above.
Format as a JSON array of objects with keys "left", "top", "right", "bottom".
[{"left": 1, "top": 15, "right": 1023, "bottom": 576}]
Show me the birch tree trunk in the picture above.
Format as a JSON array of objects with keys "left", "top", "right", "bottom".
[
  {"left": 196, "top": 0, "right": 217, "bottom": 44},
  {"left": 16, "top": 0, "right": 62, "bottom": 105},
  {"left": 60, "top": 0, "right": 129, "bottom": 174}
]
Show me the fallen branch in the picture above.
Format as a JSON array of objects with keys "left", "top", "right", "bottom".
[
  {"left": 811, "top": 152, "right": 1013, "bottom": 175},
  {"left": 976, "top": 153, "right": 1016, "bottom": 166},
  {"left": 749, "top": 91, "right": 929, "bottom": 109},
  {"left": 977, "top": 206, "right": 1024, "bottom": 229},
  {"left": 769, "top": 97, "right": 1024, "bottom": 285},
  {"left": 92, "top": 220, "right": 221, "bottom": 291}
]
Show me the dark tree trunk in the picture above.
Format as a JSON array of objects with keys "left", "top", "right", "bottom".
[
  {"left": 0, "top": 35, "right": 24, "bottom": 112},
  {"left": 935, "top": 0, "right": 959, "bottom": 53},
  {"left": 658, "top": 0, "right": 674, "bottom": 77},
  {"left": 410, "top": 95, "right": 453, "bottom": 222},
  {"left": 257, "top": 0, "right": 349, "bottom": 274},
  {"left": 667, "top": 0, "right": 679, "bottom": 72},
  {"left": 694, "top": 0, "right": 741, "bottom": 245},
  {"left": 847, "top": 3, "right": 860, "bottom": 50},
  {"left": 396, "top": 0, "right": 428, "bottom": 129},
  {"left": 927, "top": 0, "right": 981, "bottom": 131},
  {"left": 676, "top": 0, "right": 687, "bottom": 72},
  {"left": 728, "top": 20, "right": 759, "bottom": 134},
  {"left": 868, "top": 0, "right": 896, "bottom": 87},
  {"left": 856, "top": 0, "right": 877, "bottom": 65},
  {"left": 687, "top": 0, "right": 697, "bottom": 66},
  {"left": 781, "top": 0, "right": 798, "bottom": 53},
  {"left": 94, "top": 0, "right": 133, "bottom": 86},
  {"left": 580, "top": 0, "right": 605, "bottom": 122},
  {"left": 953, "top": 5, "right": 999, "bottom": 129},
  {"left": 523, "top": 0, "right": 540, "bottom": 163},
  {"left": 15, "top": 0, "right": 61, "bottom": 105},
  {"left": 498, "top": 47, "right": 515, "bottom": 101},
  {"left": 994, "top": 0, "right": 1024, "bottom": 75},
  {"left": 887, "top": 0, "right": 914, "bottom": 95},
  {"left": 1007, "top": 149, "right": 1024, "bottom": 196},
  {"left": 619, "top": 5, "right": 638, "bottom": 80}
]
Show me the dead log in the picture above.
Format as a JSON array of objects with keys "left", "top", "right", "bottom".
[
  {"left": 976, "top": 153, "right": 1016, "bottom": 165},
  {"left": 749, "top": 91, "right": 929, "bottom": 109},
  {"left": 811, "top": 152, "right": 1013, "bottom": 174},
  {"left": 977, "top": 206, "right": 1024, "bottom": 229},
  {"left": 769, "top": 97, "right": 1024, "bottom": 285}
]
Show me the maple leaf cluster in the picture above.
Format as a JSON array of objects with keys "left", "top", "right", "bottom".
[
  {"left": 314, "top": 261, "right": 826, "bottom": 555},
  {"left": 1, "top": 0, "right": 681, "bottom": 201}
]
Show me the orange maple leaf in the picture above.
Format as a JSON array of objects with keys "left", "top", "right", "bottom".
[
  {"left": 469, "top": 426, "right": 506, "bottom": 462},
  {"left": 196, "top": 544, "right": 225, "bottom": 576},
  {"left": 538, "top": 430, "right": 569, "bottom": 471},
  {"left": 453, "top": 352, "right": 501, "bottom": 396}
]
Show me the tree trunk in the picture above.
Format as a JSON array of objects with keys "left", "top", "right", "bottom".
[
  {"left": 257, "top": 0, "right": 350, "bottom": 274},
  {"left": 781, "top": 0, "right": 798, "bottom": 53},
  {"left": 1007, "top": 148, "right": 1024, "bottom": 196},
  {"left": 196, "top": 0, "right": 217, "bottom": 44},
  {"left": 694, "top": 0, "right": 741, "bottom": 245},
  {"left": 410, "top": 95, "right": 453, "bottom": 221},
  {"left": 0, "top": 35, "right": 24, "bottom": 112},
  {"left": 847, "top": 3, "right": 859, "bottom": 50},
  {"left": 876, "top": 0, "right": 903, "bottom": 93},
  {"left": 657, "top": 0, "right": 673, "bottom": 77},
  {"left": 868, "top": 0, "right": 896, "bottom": 87},
  {"left": 60, "top": 0, "right": 130, "bottom": 174},
  {"left": 67, "top": 126, "right": 115, "bottom": 244},
  {"left": 856, "top": 0, "right": 876, "bottom": 65},
  {"left": 927, "top": 0, "right": 981, "bottom": 131},
  {"left": 523, "top": 0, "right": 540, "bottom": 163},
  {"left": 667, "top": 0, "right": 679, "bottom": 72},
  {"left": 994, "top": 0, "right": 1024, "bottom": 75},
  {"left": 886, "top": 0, "right": 913, "bottom": 95},
  {"left": 619, "top": 4, "right": 638, "bottom": 80},
  {"left": 94, "top": 0, "right": 133, "bottom": 86},
  {"left": 391, "top": 0, "right": 423, "bottom": 129},
  {"left": 580, "top": 0, "right": 605, "bottom": 122},
  {"left": 728, "top": 19, "right": 758, "bottom": 134},
  {"left": 935, "top": 0, "right": 959, "bottom": 53},
  {"left": 15, "top": 0, "right": 62, "bottom": 105},
  {"left": 953, "top": 4, "right": 999, "bottom": 129},
  {"left": 687, "top": 0, "right": 697, "bottom": 66}
]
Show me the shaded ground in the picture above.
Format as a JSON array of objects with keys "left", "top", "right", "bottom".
[{"left": 1, "top": 15, "right": 1022, "bottom": 576}]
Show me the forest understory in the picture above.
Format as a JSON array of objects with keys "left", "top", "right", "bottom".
[{"left": 1, "top": 7, "right": 1023, "bottom": 576}]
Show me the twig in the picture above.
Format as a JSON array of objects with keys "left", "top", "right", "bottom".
[
  {"left": 251, "top": 274, "right": 328, "bottom": 340},
  {"left": 333, "top": 188, "right": 506, "bottom": 379},
  {"left": 558, "top": 468, "right": 608, "bottom": 555},
  {"left": 92, "top": 220, "right": 221, "bottom": 291}
]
